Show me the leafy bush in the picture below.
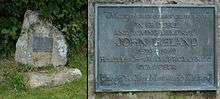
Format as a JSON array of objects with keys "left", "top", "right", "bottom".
[
  {"left": 0, "top": 0, "right": 87, "bottom": 58},
  {"left": 0, "top": 17, "right": 22, "bottom": 57}
]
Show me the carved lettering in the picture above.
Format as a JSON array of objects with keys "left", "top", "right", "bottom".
[{"left": 115, "top": 37, "right": 198, "bottom": 47}]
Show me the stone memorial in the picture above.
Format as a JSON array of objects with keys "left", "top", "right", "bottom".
[
  {"left": 89, "top": 0, "right": 219, "bottom": 98},
  {"left": 15, "top": 10, "right": 67, "bottom": 67},
  {"left": 15, "top": 10, "right": 82, "bottom": 88},
  {"left": 95, "top": 5, "right": 216, "bottom": 92}
]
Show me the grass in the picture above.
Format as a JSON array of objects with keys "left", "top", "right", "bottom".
[{"left": 0, "top": 51, "right": 87, "bottom": 99}]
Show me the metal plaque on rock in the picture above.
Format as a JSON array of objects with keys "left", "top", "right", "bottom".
[
  {"left": 95, "top": 5, "right": 217, "bottom": 92},
  {"left": 33, "top": 37, "right": 53, "bottom": 52}
]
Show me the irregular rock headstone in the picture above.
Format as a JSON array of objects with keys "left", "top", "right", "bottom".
[
  {"left": 16, "top": 10, "right": 82, "bottom": 88},
  {"left": 15, "top": 10, "right": 67, "bottom": 67}
]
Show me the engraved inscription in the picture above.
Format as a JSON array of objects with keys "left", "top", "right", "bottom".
[
  {"left": 96, "top": 6, "right": 216, "bottom": 91},
  {"left": 114, "top": 37, "right": 199, "bottom": 47}
]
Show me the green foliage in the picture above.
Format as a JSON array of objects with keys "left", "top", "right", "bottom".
[
  {"left": 0, "top": 0, "right": 87, "bottom": 57},
  {"left": 0, "top": 17, "right": 21, "bottom": 58}
]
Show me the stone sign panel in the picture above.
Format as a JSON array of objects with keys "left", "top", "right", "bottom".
[{"left": 95, "top": 5, "right": 217, "bottom": 91}]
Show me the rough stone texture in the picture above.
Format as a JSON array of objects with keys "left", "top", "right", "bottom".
[
  {"left": 28, "top": 72, "right": 51, "bottom": 88},
  {"left": 15, "top": 10, "right": 67, "bottom": 67},
  {"left": 52, "top": 68, "right": 82, "bottom": 85},
  {"left": 28, "top": 68, "right": 82, "bottom": 88},
  {"left": 88, "top": 0, "right": 218, "bottom": 99},
  {"left": 96, "top": 92, "right": 216, "bottom": 99}
]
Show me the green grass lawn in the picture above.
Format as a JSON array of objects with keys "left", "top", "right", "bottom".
[{"left": 0, "top": 51, "right": 87, "bottom": 99}]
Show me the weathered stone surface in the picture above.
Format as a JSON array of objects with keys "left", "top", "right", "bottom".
[
  {"left": 52, "top": 68, "right": 82, "bottom": 85},
  {"left": 28, "top": 72, "right": 51, "bottom": 88},
  {"left": 88, "top": 0, "right": 212, "bottom": 4},
  {"left": 15, "top": 10, "right": 67, "bottom": 67},
  {"left": 150, "top": 0, "right": 204, "bottom": 4},
  {"left": 28, "top": 68, "right": 82, "bottom": 88}
]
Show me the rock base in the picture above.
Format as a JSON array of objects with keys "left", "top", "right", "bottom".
[{"left": 27, "top": 67, "right": 82, "bottom": 88}]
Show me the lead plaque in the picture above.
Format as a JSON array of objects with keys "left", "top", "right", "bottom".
[
  {"left": 33, "top": 37, "right": 53, "bottom": 52},
  {"left": 95, "top": 5, "right": 217, "bottom": 91}
]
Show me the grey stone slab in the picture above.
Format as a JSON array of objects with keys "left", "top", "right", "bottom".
[
  {"left": 28, "top": 67, "right": 82, "bottom": 88},
  {"left": 95, "top": 5, "right": 217, "bottom": 92}
]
